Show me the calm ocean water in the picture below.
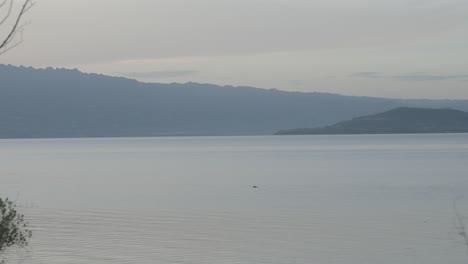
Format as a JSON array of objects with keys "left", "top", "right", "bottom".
[{"left": 1, "top": 134, "right": 468, "bottom": 264}]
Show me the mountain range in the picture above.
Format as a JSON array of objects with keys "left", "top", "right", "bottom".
[{"left": 1, "top": 64, "right": 468, "bottom": 138}]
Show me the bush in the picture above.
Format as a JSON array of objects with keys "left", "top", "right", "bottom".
[{"left": 0, "top": 197, "right": 32, "bottom": 260}]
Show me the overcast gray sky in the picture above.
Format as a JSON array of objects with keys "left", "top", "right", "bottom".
[{"left": 2, "top": 0, "right": 468, "bottom": 99}]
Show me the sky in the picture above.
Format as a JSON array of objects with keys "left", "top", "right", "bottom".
[{"left": 1, "top": 0, "right": 468, "bottom": 99}]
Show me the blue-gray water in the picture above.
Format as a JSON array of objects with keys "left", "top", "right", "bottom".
[{"left": 1, "top": 134, "right": 468, "bottom": 263}]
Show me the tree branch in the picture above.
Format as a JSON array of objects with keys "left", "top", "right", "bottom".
[
  {"left": 0, "top": 0, "right": 8, "bottom": 9},
  {"left": 453, "top": 197, "right": 468, "bottom": 257},
  {"left": 0, "top": 0, "right": 14, "bottom": 27},
  {"left": 0, "top": 0, "right": 33, "bottom": 54}
]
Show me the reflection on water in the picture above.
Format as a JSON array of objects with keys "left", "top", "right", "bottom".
[{"left": 1, "top": 134, "right": 468, "bottom": 263}]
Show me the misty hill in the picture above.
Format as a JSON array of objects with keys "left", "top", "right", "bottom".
[
  {"left": 276, "top": 107, "right": 468, "bottom": 135},
  {"left": 1, "top": 64, "right": 468, "bottom": 138}
]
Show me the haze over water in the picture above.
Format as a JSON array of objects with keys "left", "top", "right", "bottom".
[{"left": 1, "top": 134, "right": 468, "bottom": 264}]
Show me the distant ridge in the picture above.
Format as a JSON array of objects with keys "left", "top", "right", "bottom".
[
  {"left": 276, "top": 107, "right": 468, "bottom": 135},
  {"left": 2, "top": 64, "right": 468, "bottom": 138}
]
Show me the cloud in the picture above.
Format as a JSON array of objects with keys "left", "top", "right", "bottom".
[
  {"left": 352, "top": 72, "right": 468, "bottom": 82},
  {"left": 119, "top": 56, "right": 211, "bottom": 65},
  {"left": 125, "top": 70, "right": 198, "bottom": 79},
  {"left": 351, "top": 72, "right": 383, "bottom": 79},
  {"left": 392, "top": 73, "right": 468, "bottom": 81}
]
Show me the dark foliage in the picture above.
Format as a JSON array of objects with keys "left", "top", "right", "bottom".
[{"left": 0, "top": 197, "right": 32, "bottom": 253}]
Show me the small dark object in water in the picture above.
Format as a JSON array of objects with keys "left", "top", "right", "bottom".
[{"left": 252, "top": 185, "right": 259, "bottom": 189}]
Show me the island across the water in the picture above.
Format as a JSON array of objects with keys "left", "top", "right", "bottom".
[{"left": 276, "top": 107, "right": 468, "bottom": 135}]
